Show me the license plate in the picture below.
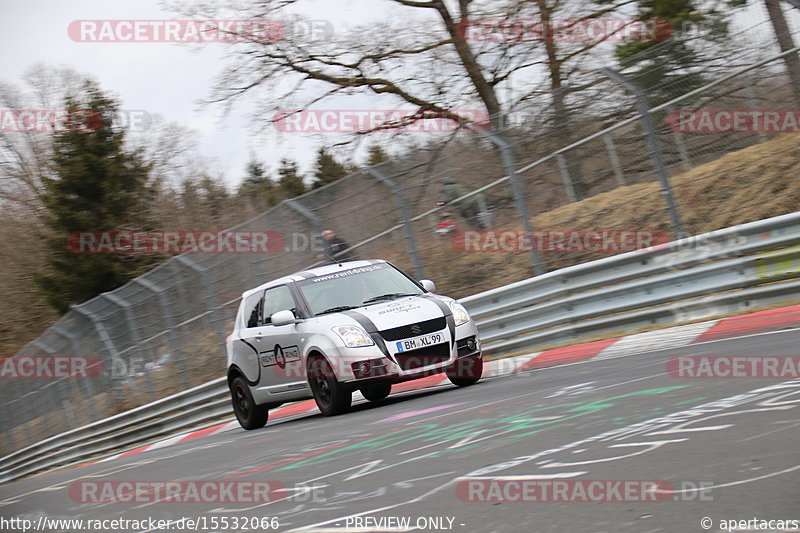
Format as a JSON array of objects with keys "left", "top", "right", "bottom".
[{"left": 395, "top": 332, "right": 444, "bottom": 353}]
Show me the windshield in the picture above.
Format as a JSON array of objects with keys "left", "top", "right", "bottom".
[{"left": 296, "top": 263, "right": 424, "bottom": 315}]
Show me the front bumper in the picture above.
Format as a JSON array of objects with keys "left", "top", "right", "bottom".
[{"left": 335, "top": 321, "right": 481, "bottom": 385}]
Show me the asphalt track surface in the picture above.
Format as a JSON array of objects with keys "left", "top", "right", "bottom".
[{"left": 2, "top": 329, "right": 799, "bottom": 533}]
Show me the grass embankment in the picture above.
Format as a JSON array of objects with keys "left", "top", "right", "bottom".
[{"left": 400, "top": 133, "right": 800, "bottom": 298}]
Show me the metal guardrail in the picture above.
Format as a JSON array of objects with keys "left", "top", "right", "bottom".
[
  {"left": 465, "top": 212, "right": 800, "bottom": 353},
  {"left": 0, "top": 378, "right": 228, "bottom": 484},
  {"left": 2, "top": 211, "right": 799, "bottom": 484}
]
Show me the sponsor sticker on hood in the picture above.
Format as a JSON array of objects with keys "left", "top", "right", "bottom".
[
  {"left": 357, "top": 296, "right": 444, "bottom": 330},
  {"left": 377, "top": 301, "right": 423, "bottom": 315}
]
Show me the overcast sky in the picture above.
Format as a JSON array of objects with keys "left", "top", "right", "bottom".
[
  {"left": 1, "top": 0, "right": 796, "bottom": 190},
  {"left": 0, "top": 0, "right": 402, "bottom": 189}
]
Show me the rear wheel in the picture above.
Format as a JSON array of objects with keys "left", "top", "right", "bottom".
[
  {"left": 230, "top": 376, "right": 269, "bottom": 430},
  {"left": 308, "top": 356, "right": 352, "bottom": 416},
  {"left": 446, "top": 355, "right": 483, "bottom": 387},
  {"left": 361, "top": 382, "right": 392, "bottom": 402}
]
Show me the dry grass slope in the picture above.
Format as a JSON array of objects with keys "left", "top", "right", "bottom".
[{"left": 385, "top": 133, "right": 800, "bottom": 298}]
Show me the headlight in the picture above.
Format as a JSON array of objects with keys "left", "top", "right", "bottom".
[
  {"left": 332, "top": 325, "right": 375, "bottom": 348},
  {"left": 449, "top": 301, "right": 470, "bottom": 326}
]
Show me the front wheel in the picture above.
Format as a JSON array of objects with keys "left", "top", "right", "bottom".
[
  {"left": 361, "top": 382, "right": 392, "bottom": 402},
  {"left": 230, "top": 376, "right": 269, "bottom": 430},
  {"left": 446, "top": 355, "right": 483, "bottom": 387},
  {"left": 308, "top": 356, "right": 352, "bottom": 416}
]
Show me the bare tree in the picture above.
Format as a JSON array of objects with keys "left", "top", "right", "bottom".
[
  {"left": 170, "top": 0, "right": 639, "bottom": 134},
  {"left": 0, "top": 65, "right": 90, "bottom": 352},
  {"left": 0, "top": 64, "right": 88, "bottom": 211}
]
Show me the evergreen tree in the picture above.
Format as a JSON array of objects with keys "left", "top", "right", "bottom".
[
  {"left": 244, "top": 159, "right": 270, "bottom": 188},
  {"left": 238, "top": 158, "right": 281, "bottom": 209},
  {"left": 311, "top": 148, "right": 348, "bottom": 189},
  {"left": 277, "top": 158, "right": 306, "bottom": 198},
  {"left": 36, "top": 82, "right": 155, "bottom": 313},
  {"left": 196, "top": 174, "right": 231, "bottom": 225},
  {"left": 366, "top": 144, "right": 390, "bottom": 167},
  {"left": 612, "top": 0, "right": 730, "bottom": 105}
]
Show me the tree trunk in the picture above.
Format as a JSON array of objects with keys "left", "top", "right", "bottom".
[
  {"left": 764, "top": 0, "right": 800, "bottom": 106},
  {"left": 537, "top": 0, "right": 585, "bottom": 200}
]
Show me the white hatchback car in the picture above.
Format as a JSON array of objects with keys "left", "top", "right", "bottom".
[{"left": 226, "top": 259, "right": 482, "bottom": 429}]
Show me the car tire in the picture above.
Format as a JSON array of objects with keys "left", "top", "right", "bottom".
[
  {"left": 360, "top": 382, "right": 392, "bottom": 402},
  {"left": 230, "top": 376, "right": 269, "bottom": 430},
  {"left": 446, "top": 355, "right": 483, "bottom": 387},
  {"left": 308, "top": 355, "right": 352, "bottom": 416}
]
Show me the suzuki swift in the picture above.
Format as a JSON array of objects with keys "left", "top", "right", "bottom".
[{"left": 227, "top": 259, "right": 482, "bottom": 429}]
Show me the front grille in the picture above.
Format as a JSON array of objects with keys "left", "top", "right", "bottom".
[
  {"left": 380, "top": 316, "right": 447, "bottom": 341},
  {"left": 395, "top": 343, "right": 450, "bottom": 370}
]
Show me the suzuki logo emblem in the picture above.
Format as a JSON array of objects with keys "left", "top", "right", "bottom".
[{"left": 411, "top": 325, "right": 422, "bottom": 335}]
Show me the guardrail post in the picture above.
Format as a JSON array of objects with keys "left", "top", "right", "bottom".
[
  {"left": 603, "top": 133, "right": 626, "bottom": 186},
  {"left": 365, "top": 165, "right": 426, "bottom": 280},
  {"left": 52, "top": 325, "right": 99, "bottom": 419},
  {"left": 174, "top": 256, "right": 227, "bottom": 349},
  {"left": 0, "top": 387, "right": 12, "bottom": 455},
  {"left": 556, "top": 154, "right": 578, "bottom": 202},
  {"left": 284, "top": 198, "right": 323, "bottom": 251},
  {"left": 672, "top": 129, "right": 692, "bottom": 171},
  {"left": 133, "top": 277, "right": 191, "bottom": 389},
  {"left": 0, "top": 362, "right": 35, "bottom": 449},
  {"left": 745, "top": 84, "right": 769, "bottom": 143},
  {"left": 474, "top": 128, "right": 545, "bottom": 275},
  {"left": 71, "top": 305, "right": 130, "bottom": 406},
  {"left": 601, "top": 68, "right": 686, "bottom": 240},
  {"left": 0, "top": 379, "right": 22, "bottom": 454},
  {"left": 101, "top": 293, "right": 155, "bottom": 399},
  {"left": 11, "top": 381, "right": 34, "bottom": 446},
  {"left": 31, "top": 339, "right": 77, "bottom": 433}
]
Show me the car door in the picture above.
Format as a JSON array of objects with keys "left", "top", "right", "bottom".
[
  {"left": 234, "top": 290, "right": 264, "bottom": 384},
  {"left": 255, "top": 284, "right": 306, "bottom": 393}
]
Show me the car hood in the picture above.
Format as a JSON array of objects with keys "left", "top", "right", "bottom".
[{"left": 315, "top": 295, "right": 451, "bottom": 331}]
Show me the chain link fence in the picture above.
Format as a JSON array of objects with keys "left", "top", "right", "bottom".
[{"left": 2, "top": 13, "right": 800, "bottom": 455}]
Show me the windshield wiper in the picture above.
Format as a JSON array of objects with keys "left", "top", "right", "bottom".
[
  {"left": 317, "top": 305, "right": 359, "bottom": 315},
  {"left": 362, "top": 293, "right": 418, "bottom": 305}
]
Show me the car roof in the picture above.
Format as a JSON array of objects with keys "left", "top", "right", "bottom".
[{"left": 240, "top": 259, "right": 389, "bottom": 299}]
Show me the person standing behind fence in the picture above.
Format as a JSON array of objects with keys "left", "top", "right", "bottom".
[
  {"left": 438, "top": 177, "right": 486, "bottom": 230},
  {"left": 317, "top": 229, "right": 357, "bottom": 262}
]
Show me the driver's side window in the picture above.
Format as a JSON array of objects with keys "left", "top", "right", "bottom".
[
  {"left": 243, "top": 292, "right": 264, "bottom": 329},
  {"left": 262, "top": 285, "right": 297, "bottom": 324}
]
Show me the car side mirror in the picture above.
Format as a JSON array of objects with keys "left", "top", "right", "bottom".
[
  {"left": 420, "top": 279, "right": 436, "bottom": 293},
  {"left": 270, "top": 310, "right": 296, "bottom": 326}
]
